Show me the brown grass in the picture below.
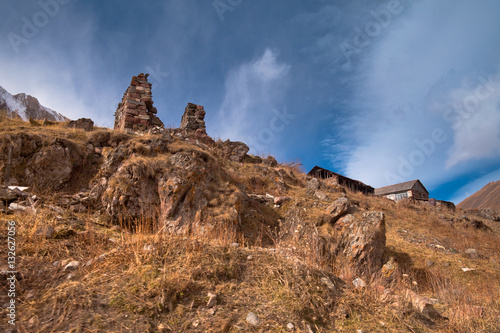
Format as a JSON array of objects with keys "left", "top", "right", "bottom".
[{"left": 1, "top": 114, "right": 499, "bottom": 332}]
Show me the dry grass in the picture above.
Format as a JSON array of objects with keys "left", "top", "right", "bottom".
[
  {"left": 2, "top": 189, "right": 500, "bottom": 332},
  {"left": 1, "top": 114, "right": 499, "bottom": 332}
]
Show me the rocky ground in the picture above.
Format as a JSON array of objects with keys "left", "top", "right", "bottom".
[{"left": 0, "top": 114, "right": 499, "bottom": 332}]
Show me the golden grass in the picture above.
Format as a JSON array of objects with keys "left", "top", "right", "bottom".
[{"left": 1, "top": 113, "right": 499, "bottom": 332}]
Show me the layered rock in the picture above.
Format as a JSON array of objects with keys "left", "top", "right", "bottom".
[
  {"left": 113, "top": 73, "right": 164, "bottom": 132},
  {"left": 335, "top": 211, "right": 386, "bottom": 276}
]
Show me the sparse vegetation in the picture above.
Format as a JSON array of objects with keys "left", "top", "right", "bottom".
[{"left": 1, "top": 115, "right": 499, "bottom": 332}]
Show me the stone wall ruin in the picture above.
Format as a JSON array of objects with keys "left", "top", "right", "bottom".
[{"left": 113, "top": 73, "right": 164, "bottom": 132}]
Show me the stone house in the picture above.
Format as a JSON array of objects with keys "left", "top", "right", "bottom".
[{"left": 375, "top": 179, "right": 429, "bottom": 201}]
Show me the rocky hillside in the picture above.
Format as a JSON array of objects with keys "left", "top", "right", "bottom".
[
  {"left": 1, "top": 106, "right": 499, "bottom": 332},
  {"left": 458, "top": 180, "right": 500, "bottom": 211},
  {"left": 0, "top": 85, "right": 68, "bottom": 122}
]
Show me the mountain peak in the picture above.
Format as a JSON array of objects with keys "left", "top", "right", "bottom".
[
  {"left": 458, "top": 180, "right": 500, "bottom": 210},
  {"left": 0, "top": 84, "right": 69, "bottom": 122}
]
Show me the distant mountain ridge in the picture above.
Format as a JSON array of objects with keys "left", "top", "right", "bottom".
[
  {"left": 0, "top": 84, "right": 69, "bottom": 122},
  {"left": 458, "top": 180, "right": 500, "bottom": 211}
]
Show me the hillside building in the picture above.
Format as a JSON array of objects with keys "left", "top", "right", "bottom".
[
  {"left": 307, "top": 166, "right": 374, "bottom": 194},
  {"left": 375, "top": 179, "right": 429, "bottom": 201}
]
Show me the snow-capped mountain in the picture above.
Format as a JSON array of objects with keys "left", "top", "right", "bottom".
[{"left": 0, "top": 85, "right": 69, "bottom": 121}]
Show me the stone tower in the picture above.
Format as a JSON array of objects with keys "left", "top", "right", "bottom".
[{"left": 113, "top": 73, "right": 164, "bottom": 132}]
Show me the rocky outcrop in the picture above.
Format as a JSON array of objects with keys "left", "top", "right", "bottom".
[
  {"left": 99, "top": 147, "right": 248, "bottom": 237},
  {"left": 113, "top": 73, "right": 164, "bottom": 133},
  {"left": 218, "top": 140, "right": 250, "bottom": 163},
  {"left": 335, "top": 211, "right": 386, "bottom": 276},
  {"left": 465, "top": 208, "right": 500, "bottom": 222},
  {"left": 25, "top": 138, "right": 89, "bottom": 192},
  {"left": 326, "top": 197, "right": 351, "bottom": 224},
  {"left": 67, "top": 118, "right": 94, "bottom": 132},
  {"left": 262, "top": 156, "right": 278, "bottom": 167},
  {"left": 0, "top": 132, "right": 100, "bottom": 193}
]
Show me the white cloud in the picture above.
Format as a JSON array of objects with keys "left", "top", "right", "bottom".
[
  {"left": 442, "top": 73, "right": 500, "bottom": 168},
  {"left": 214, "top": 48, "right": 290, "bottom": 151},
  {"left": 319, "top": 0, "right": 500, "bottom": 191}
]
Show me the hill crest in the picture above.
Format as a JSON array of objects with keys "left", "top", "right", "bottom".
[{"left": 458, "top": 180, "right": 500, "bottom": 210}]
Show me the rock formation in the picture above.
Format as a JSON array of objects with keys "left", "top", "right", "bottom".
[
  {"left": 66, "top": 118, "right": 94, "bottom": 132},
  {"left": 113, "top": 73, "right": 164, "bottom": 132},
  {"left": 335, "top": 211, "right": 386, "bottom": 276}
]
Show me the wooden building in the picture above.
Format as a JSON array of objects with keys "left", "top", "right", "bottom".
[
  {"left": 375, "top": 179, "right": 429, "bottom": 201},
  {"left": 307, "top": 166, "right": 374, "bottom": 194}
]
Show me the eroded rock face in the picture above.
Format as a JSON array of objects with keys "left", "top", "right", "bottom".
[
  {"left": 0, "top": 133, "right": 100, "bottom": 193},
  {"left": 24, "top": 138, "right": 90, "bottom": 192},
  {"left": 335, "top": 211, "right": 386, "bottom": 276},
  {"left": 100, "top": 148, "right": 247, "bottom": 237}
]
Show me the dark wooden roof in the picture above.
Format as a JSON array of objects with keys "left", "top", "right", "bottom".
[
  {"left": 375, "top": 179, "right": 428, "bottom": 196},
  {"left": 307, "top": 166, "right": 373, "bottom": 188}
]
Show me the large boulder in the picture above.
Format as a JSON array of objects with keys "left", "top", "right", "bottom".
[
  {"left": 25, "top": 138, "right": 87, "bottom": 192},
  {"left": 66, "top": 118, "right": 94, "bottom": 132},
  {"left": 326, "top": 197, "right": 351, "bottom": 224},
  {"left": 218, "top": 140, "right": 250, "bottom": 163},
  {"left": 335, "top": 211, "right": 386, "bottom": 276},
  {"left": 306, "top": 178, "right": 321, "bottom": 194}
]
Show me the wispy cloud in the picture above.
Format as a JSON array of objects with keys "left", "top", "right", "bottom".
[
  {"left": 214, "top": 48, "right": 291, "bottom": 150},
  {"left": 316, "top": 0, "right": 500, "bottom": 192}
]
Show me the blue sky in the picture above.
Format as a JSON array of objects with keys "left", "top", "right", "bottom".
[{"left": 1, "top": 0, "right": 500, "bottom": 204}]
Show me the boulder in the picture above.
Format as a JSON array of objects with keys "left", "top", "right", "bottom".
[
  {"left": 243, "top": 154, "right": 263, "bottom": 164},
  {"left": 335, "top": 211, "right": 386, "bottom": 276},
  {"left": 404, "top": 289, "right": 442, "bottom": 320},
  {"left": 246, "top": 312, "right": 259, "bottom": 326},
  {"left": 274, "top": 196, "right": 291, "bottom": 206},
  {"left": 464, "top": 248, "right": 479, "bottom": 259},
  {"left": 263, "top": 156, "right": 278, "bottom": 167},
  {"left": 306, "top": 178, "right": 321, "bottom": 194},
  {"left": 326, "top": 197, "right": 351, "bottom": 224},
  {"left": 219, "top": 140, "right": 249, "bottom": 162},
  {"left": 25, "top": 138, "right": 86, "bottom": 192},
  {"left": 67, "top": 118, "right": 94, "bottom": 132},
  {"left": 36, "top": 225, "right": 55, "bottom": 239},
  {"left": 315, "top": 191, "right": 327, "bottom": 201},
  {"left": 0, "top": 187, "right": 18, "bottom": 203}
]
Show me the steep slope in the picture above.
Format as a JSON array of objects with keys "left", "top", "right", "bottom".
[
  {"left": 0, "top": 84, "right": 69, "bottom": 121},
  {"left": 458, "top": 180, "right": 500, "bottom": 210}
]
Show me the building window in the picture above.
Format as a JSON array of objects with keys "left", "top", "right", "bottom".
[{"left": 394, "top": 192, "right": 408, "bottom": 201}]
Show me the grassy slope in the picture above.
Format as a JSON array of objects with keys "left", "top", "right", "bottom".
[{"left": 0, "top": 117, "right": 499, "bottom": 332}]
